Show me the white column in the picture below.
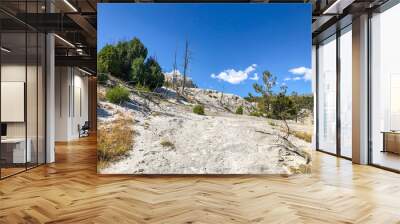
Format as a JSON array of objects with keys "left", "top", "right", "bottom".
[
  {"left": 352, "top": 14, "right": 369, "bottom": 164},
  {"left": 311, "top": 45, "right": 317, "bottom": 150},
  {"left": 46, "top": 32, "right": 55, "bottom": 163}
]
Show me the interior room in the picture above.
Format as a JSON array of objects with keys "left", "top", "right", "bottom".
[
  {"left": 0, "top": 7, "right": 46, "bottom": 178},
  {"left": 54, "top": 66, "right": 91, "bottom": 141},
  {"left": 315, "top": 23, "right": 353, "bottom": 159},
  {"left": 370, "top": 2, "right": 400, "bottom": 171},
  {"left": 0, "top": 0, "right": 97, "bottom": 179}
]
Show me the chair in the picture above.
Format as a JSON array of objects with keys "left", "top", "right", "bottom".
[{"left": 79, "top": 121, "right": 90, "bottom": 138}]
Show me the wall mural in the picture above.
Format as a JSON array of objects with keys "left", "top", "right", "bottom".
[{"left": 97, "top": 3, "right": 313, "bottom": 174}]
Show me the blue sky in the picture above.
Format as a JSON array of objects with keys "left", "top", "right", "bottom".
[{"left": 98, "top": 4, "right": 312, "bottom": 96}]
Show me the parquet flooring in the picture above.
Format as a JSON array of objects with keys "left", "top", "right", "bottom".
[{"left": 1, "top": 135, "right": 400, "bottom": 223}]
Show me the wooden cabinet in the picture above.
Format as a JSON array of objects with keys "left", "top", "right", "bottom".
[{"left": 382, "top": 132, "right": 400, "bottom": 154}]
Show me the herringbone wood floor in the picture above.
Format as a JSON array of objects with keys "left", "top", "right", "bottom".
[{"left": 1, "top": 136, "right": 400, "bottom": 224}]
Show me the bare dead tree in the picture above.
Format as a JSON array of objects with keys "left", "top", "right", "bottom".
[
  {"left": 172, "top": 48, "right": 178, "bottom": 91},
  {"left": 182, "top": 40, "right": 191, "bottom": 94},
  {"left": 220, "top": 90, "right": 224, "bottom": 105},
  {"left": 280, "top": 116, "right": 291, "bottom": 140},
  {"left": 219, "top": 83, "right": 224, "bottom": 105}
]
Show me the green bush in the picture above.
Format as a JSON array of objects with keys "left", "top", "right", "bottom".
[
  {"left": 134, "top": 83, "right": 151, "bottom": 92},
  {"left": 160, "top": 140, "right": 175, "bottom": 149},
  {"left": 98, "top": 73, "right": 108, "bottom": 84},
  {"left": 193, "top": 105, "right": 205, "bottom": 115},
  {"left": 106, "top": 86, "right": 130, "bottom": 104},
  {"left": 235, "top": 106, "right": 244, "bottom": 115},
  {"left": 249, "top": 111, "right": 262, "bottom": 117}
]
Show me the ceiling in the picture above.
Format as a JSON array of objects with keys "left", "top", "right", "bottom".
[
  {"left": 0, "top": 0, "right": 97, "bottom": 73},
  {"left": 0, "top": 0, "right": 393, "bottom": 74}
]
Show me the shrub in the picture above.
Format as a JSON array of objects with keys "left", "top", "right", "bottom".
[
  {"left": 98, "top": 90, "right": 106, "bottom": 101},
  {"left": 235, "top": 106, "right": 244, "bottom": 115},
  {"left": 292, "top": 131, "right": 312, "bottom": 143},
  {"left": 134, "top": 83, "right": 151, "bottom": 92},
  {"left": 268, "top": 121, "right": 277, "bottom": 127},
  {"left": 98, "top": 73, "right": 108, "bottom": 84},
  {"left": 105, "top": 86, "right": 130, "bottom": 104},
  {"left": 193, "top": 104, "right": 205, "bottom": 115},
  {"left": 249, "top": 111, "right": 262, "bottom": 117},
  {"left": 160, "top": 140, "right": 175, "bottom": 149},
  {"left": 97, "top": 117, "right": 134, "bottom": 170}
]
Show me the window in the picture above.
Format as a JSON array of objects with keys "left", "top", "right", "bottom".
[
  {"left": 370, "top": 3, "right": 400, "bottom": 171},
  {"left": 317, "top": 35, "right": 337, "bottom": 154},
  {"left": 339, "top": 26, "right": 352, "bottom": 158},
  {"left": 0, "top": 1, "right": 46, "bottom": 179}
]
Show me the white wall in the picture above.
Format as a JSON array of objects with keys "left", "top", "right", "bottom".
[
  {"left": 55, "top": 67, "right": 89, "bottom": 141},
  {"left": 1, "top": 82, "right": 25, "bottom": 122},
  {"left": 72, "top": 72, "right": 89, "bottom": 138},
  {"left": 55, "top": 66, "right": 70, "bottom": 141},
  {"left": 1, "top": 62, "right": 46, "bottom": 164},
  {"left": 1, "top": 64, "right": 25, "bottom": 81},
  {"left": 1, "top": 65, "right": 26, "bottom": 139}
]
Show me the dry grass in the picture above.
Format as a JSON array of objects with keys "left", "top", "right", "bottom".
[
  {"left": 268, "top": 120, "right": 278, "bottom": 127},
  {"left": 97, "top": 116, "right": 135, "bottom": 170},
  {"left": 267, "top": 119, "right": 312, "bottom": 143},
  {"left": 151, "top": 111, "right": 162, "bottom": 116},
  {"left": 160, "top": 140, "right": 175, "bottom": 149},
  {"left": 292, "top": 131, "right": 312, "bottom": 143},
  {"left": 103, "top": 104, "right": 114, "bottom": 110},
  {"left": 97, "top": 89, "right": 106, "bottom": 101},
  {"left": 143, "top": 122, "right": 150, "bottom": 130}
]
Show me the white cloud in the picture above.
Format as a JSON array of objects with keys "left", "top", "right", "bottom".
[
  {"left": 288, "top": 66, "right": 312, "bottom": 81},
  {"left": 211, "top": 64, "right": 257, "bottom": 84},
  {"left": 293, "top": 77, "right": 302, "bottom": 81},
  {"left": 249, "top": 73, "right": 259, "bottom": 81}
]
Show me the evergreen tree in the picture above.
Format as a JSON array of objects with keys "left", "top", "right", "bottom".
[
  {"left": 97, "top": 44, "right": 120, "bottom": 75},
  {"left": 253, "top": 71, "right": 277, "bottom": 115},
  {"left": 130, "top": 57, "right": 146, "bottom": 84},
  {"left": 144, "top": 57, "right": 164, "bottom": 90},
  {"left": 97, "top": 37, "right": 165, "bottom": 91}
]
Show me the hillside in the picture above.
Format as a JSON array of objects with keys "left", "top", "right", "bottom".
[{"left": 97, "top": 79, "right": 312, "bottom": 175}]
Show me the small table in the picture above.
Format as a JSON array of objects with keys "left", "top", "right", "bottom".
[{"left": 381, "top": 131, "right": 400, "bottom": 154}]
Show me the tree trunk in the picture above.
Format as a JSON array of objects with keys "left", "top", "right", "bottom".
[
  {"left": 172, "top": 49, "right": 177, "bottom": 91},
  {"left": 182, "top": 40, "right": 190, "bottom": 95}
]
